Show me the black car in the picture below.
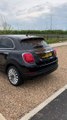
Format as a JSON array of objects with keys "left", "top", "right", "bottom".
[{"left": 0, "top": 35, "right": 58, "bottom": 86}]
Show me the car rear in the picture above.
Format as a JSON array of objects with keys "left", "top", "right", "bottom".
[{"left": 19, "top": 37, "right": 58, "bottom": 78}]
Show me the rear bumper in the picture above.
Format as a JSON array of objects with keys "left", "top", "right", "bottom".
[{"left": 20, "top": 58, "right": 58, "bottom": 78}]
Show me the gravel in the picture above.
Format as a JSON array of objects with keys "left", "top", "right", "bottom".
[{"left": 0, "top": 46, "right": 67, "bottom": 120}]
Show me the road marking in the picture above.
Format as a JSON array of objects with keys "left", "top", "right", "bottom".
[
  {"left": 0, "top": 114, "right": 6, "bottom": 120},
  {"left": 20, "top": 85, "right": 67, "bottom": 120}
]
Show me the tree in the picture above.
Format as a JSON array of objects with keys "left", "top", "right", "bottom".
[{"left": 0, "top": 14, "right": 12, "bottom": 30}]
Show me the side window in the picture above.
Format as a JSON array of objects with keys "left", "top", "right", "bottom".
[{"left": 0, "top": 38, "right": 14, "bottom": 48}]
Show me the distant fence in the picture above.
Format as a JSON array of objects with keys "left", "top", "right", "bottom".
[
  {"left": 31, "top": 34, "right": 67, "bottom": 40},
  {"left": 30, "top": 34, "right": 67, "bottom": 43}
]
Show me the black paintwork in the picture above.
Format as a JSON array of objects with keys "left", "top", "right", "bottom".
[{"left": 0, "top": 35, "right": 58, "bottom": 78}]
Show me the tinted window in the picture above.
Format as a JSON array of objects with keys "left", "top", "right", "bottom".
[
  {"left": 21, "top": 38, "right": 48, "bottom": 50},
  {"left": 0, "top": 38, "right": 14, "bottom": 48}
]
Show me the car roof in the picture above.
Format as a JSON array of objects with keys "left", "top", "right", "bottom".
[{"left": 0, "top": 35, "right": 43, "bottom": 41}]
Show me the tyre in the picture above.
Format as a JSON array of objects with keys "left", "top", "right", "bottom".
[{"left": 7, "top": 66, "right": 23, "bottom": 86}]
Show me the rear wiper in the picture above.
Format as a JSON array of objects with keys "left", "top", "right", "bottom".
[{"left": 33, "top": 45, "right": 43, "bottom": 48}]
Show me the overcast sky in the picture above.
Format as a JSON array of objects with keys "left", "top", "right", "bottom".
[{"left": 0, "top": 0, "right": 67, "bottom": 30}]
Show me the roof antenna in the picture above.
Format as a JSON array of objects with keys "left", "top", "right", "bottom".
[{"left": 26, "top": 33, "right": 28, "bottom": 37}]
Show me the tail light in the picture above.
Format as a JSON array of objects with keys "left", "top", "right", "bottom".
[
  {"left": 22, "top": 53, "right": 35, "bottom": 63},
  {"left": 54, "top": 49, "right": 57, "bottom": 56}
]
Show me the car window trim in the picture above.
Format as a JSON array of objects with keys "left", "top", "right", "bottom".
[{"left": 0, "top": 38, "right": 15, "bottom": 49}]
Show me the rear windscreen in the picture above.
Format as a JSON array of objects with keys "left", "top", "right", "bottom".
[{"left": 21, "top": 38, "right": 48, "bottom": 50}]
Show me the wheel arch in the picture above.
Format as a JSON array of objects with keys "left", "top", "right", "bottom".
[
  {"left": 5, "top": 59, "right": 21, "bottom": 74},
  {"left": 6, "top": 63, "right": 17, "bottom": 73}
]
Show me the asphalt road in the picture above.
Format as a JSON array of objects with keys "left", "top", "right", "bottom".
[
  {"left": 30, "top": 89, "right": 67, "bottom": 120},
  {"left": 0, "top": 46, "right": 67, "bottom": 120}
]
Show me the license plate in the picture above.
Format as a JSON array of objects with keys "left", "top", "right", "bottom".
[{"left": 42, "top": 52, "right": 52, "bottom": 59}]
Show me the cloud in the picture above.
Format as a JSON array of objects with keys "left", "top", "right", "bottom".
[
  {"left": 16, "top": 3, "right": 67, "bottom": 30},
  {"left": 16, "top": 4, "right": 51, "bottom": 20},
  {"left": 0, "top": 0, "right": 67, "bottom": 29}
]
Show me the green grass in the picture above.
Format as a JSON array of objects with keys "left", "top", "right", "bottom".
[{"left": 45, "top": 38, "right": 67, "bottom": 44}]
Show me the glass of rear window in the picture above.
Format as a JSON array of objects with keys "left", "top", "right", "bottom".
[{"left": 20, "top": 38, "right": 48, "bottom": 50}]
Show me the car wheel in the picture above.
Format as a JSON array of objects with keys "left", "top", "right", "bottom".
[{"left": 7, "top": 66, "right": 23, "bottom": 86}]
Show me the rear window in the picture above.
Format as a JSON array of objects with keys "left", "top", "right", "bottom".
[{"left": 21, "top": 38, "right": 48, "bottom": 50}]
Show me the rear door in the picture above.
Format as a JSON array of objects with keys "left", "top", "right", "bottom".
[{"left": 0, "top": 37, "right": 14, "bottom": 71}]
